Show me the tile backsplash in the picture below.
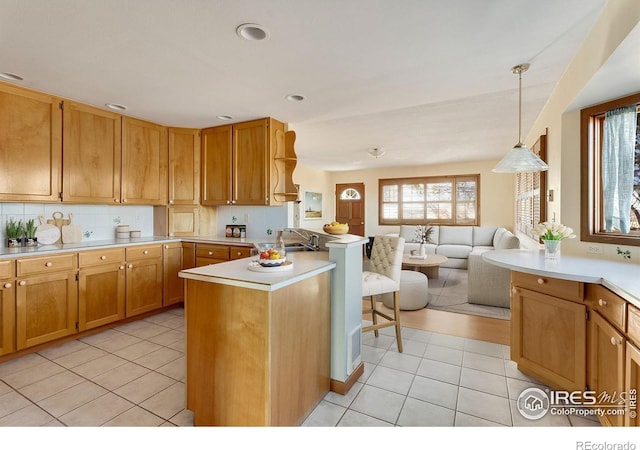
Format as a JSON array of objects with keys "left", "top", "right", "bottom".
[{"left": 0, "top": 203, "right": 154, "bottom": 244}]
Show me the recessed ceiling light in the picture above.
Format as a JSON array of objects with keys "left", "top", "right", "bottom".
[
  {"left": 0, "top": 72, "right": 24, "bottom": 81},
  {"left": 285, "top": 94, "right": 305, "bottom": 102},
  {"left": 216, "top": 115, "right": 233, "bottom": 121},
  {"left": 236, "top": 23, "right": 269, "bottom": 41},
  {"left": 105, "top": 103, "right": 127, "bottom": 111}
]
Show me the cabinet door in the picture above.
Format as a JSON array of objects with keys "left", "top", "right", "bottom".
[
  {"left": 169, "top": 127, "right": 200, "bottom": 205},
  {"left": 163, "top": 243, "right": 184, "bottom": 306},
  {"left": 625, "top": 342, "right": 640, "bottom": 426},
  {"left": 78, "top": 263, "right": 126, "bottom": 331},
  {"left": 0, "top": 279, "right": 15, "bottom": 356},
  {"left": 122, "top": 117, "right": 168, "bottom": 205},
  {"left": 230, "top": 246, "right": 252, "bottom": 260},
  {"left": 125, "top": 257, "right": 163, "bottom": 317},
  {"left": 589, "top": 311, "right": 626, "bottom": 426},
  {"left": 62, "top": 101, "right": 122, "bottom": 203},
  {"left": 16, "top": 271, "right": 78, "bottom": 350},
  {"left": 233, "top": 119, "right": 268, "bottom": 205},
  {"left": 511, "top": 286, "right": 586, "bottom": 391},
  {"left": 0, "top": 83, "right": 61, "bottom": 202},
  {"left": 201, "top": 125, "right": 232, "bottom": 205},
  {"left": 182, "top": 242, "right": 196, "bottom": 269},
  {"left": 168, "top": 206, "right": 199, "bottom": 237}
]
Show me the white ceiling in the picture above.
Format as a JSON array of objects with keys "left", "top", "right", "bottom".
[{"left": 0, "top": 0, "right": 614, "bottom": 171}]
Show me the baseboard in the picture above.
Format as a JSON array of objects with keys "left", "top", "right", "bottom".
[{"left": 330, "top": 361, "right": 364, "bottom": 395}]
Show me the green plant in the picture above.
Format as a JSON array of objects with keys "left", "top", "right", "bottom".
[
  {"left": 5, "top": 218, "right": 24, "bottom": 239},
  {"left": 24, "top": 218, "right": 38, "bottom": 239}
]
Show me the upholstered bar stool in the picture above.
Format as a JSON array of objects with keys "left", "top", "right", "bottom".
[{"left": 362, "top": 235, "right": 405, "bottom": 352}]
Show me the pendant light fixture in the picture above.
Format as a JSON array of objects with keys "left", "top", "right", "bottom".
[{"left": 492, "top": 64, "right": 549, "bottom": 173}]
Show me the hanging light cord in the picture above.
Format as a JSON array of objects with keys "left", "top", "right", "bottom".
[{"left": 512, "top": 63, "right": 529, "bottom": 147}]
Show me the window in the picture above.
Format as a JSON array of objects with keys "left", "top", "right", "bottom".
[
  {"left": 581, "top": 92, "right": 640, "bottom": 246},
  {"left": 516, "top": 133, "right": 547, "bottom": 241},
  {"left": 340, "top": 188, "right": 361, "bottom": 200},
  {"left": 379, "top": 175, "right": 479, "bottom": 225}
]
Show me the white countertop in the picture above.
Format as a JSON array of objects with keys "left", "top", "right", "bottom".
[
  {"left": 178, "top": 251, "right": 336, "bottom": 292},
  {"left": 0, "top": 236, "right": 181, "bottom": 259},
  {"left": 483, "top": 249, "right": 640, "bottom": 307}
]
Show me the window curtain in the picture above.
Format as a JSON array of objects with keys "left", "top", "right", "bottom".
[{"left": 602, "top": 106, "right": 636, "bottom": 233}]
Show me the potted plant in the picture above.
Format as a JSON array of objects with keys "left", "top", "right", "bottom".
[
  {"left": 5, "top": 218, "right": 24, "bottom": 248},
  {"left": 24, "top": 218, "right": 38, "bottom": 247}
]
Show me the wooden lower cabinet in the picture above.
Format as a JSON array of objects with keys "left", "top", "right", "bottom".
[
  {"left": 125, "top": 245, "right": 163, "bottom": 317},
  {"left": 511, "top": 278, "right": 586, "bottom": 392},
  {"left": 185, "top": 271, "right": 331, "bottom": 425},
  {"left": 78, "top": 248, "right": 126, "bottom": 332},
  {"left": 588, "top": 311, "right": 626, "bottom": 426},
  {"left": 0, "top": 262, "right": 15, "bottom": 356},
  {"left": 625, "top": 342, "right": 640, "bottom": 426},
  {"left": 16, "top": 270, "right": 78, "bottom": 350},
  {"left": 163, "top": 242, "right": 184, "bottom": 306}
]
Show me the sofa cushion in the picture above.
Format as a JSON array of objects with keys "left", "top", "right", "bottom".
[
  {"left": 399, "top": 225, "right": 439, "bottom": 244},
  {"left": 473, "top": 227, "right": 497, "bottom": 247},
  {"left": 436, "top": 244, "right": 472, "bottom": 259},
  {"left": 496, "top": 232, "right": 520, "bottom": 249},
  {"left": 439, "top": 226, "right": 472, "bottom": 246},
  {"left": 493, "top": 228, "right": 507, "bottom": 248},
  {"left": 404, "top": 243, "right": 437, "bottom": 255}
]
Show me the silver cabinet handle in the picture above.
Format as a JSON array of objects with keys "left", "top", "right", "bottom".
[
  {"left": 19, "top": 280, "right": 26, "bottom": 286},
  {"left": 3, "top": 282, "right": 11, "bottom": 289},
  {"left": 598, "top": 299, "right": 607, "bottom": 307},
  {"left": 45, "top": 262, "right": 53, "bottom": 267}
]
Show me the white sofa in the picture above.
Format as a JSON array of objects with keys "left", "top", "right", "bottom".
[{"left": 396, "top": 225, "right": 520, "bottom": 269}]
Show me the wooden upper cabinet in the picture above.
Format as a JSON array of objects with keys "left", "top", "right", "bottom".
[
  {"left": 62, "top": 101, "right": 122, "bottom": 203},
  {"left": 122, "top": 117, "right": 168, "bottom": 205},
  {"left": 201, "top": 118, "right": 284, "bottom": 206},
  {"left": 0, "top": 82, "right": 62, "bottom": 202},
  {"left": 234, "top": 119, "right": 269, "bottom": 205},
  {"left": 169, "top": 127, "right": 200, "bottom": 205},
  {"left": 201, "top": 125, "right": 232, "bottom": 205}
]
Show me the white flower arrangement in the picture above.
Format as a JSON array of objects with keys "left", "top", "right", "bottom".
[
  {"left": 414, "top": 225, "right": 433, "bottom": 244},
  {"left": 532, "top": 221, "right": 576, "bottom": 241}
]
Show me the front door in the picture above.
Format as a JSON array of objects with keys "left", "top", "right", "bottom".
[{"left": 335, "top": 183, "right": 365, "bottom": 236}]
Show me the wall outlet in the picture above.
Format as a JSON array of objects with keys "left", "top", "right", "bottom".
[{"left": 587, "top": 245, "right": 603, "bottom": 254}]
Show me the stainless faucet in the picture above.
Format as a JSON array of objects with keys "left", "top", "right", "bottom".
[{"left": 283, "top": 228, "right": 320, "bottom": 250}]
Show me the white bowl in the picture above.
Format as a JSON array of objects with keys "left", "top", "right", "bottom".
[{"left": 258, "top": 257, "right": 287, "bottom": 267}]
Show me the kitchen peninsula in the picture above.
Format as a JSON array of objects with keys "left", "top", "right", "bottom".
[
  {"left": 179, "top": 251, "right": 336, "bottom": 426},
  {"left": 484, "top": 249, "right": 640, "bottom": 426}
]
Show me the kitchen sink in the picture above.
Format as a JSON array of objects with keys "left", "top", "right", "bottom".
[{"left": 256, "top": 242, "right": 317, "bottom": 252}]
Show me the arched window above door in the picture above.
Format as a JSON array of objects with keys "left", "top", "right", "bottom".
[{"left": 340, "top": 188, "right": 361, "bottom": 200}]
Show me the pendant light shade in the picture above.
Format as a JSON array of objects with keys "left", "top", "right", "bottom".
[{"left": 492, "top": 64, "right": 549, "bottom": 173}]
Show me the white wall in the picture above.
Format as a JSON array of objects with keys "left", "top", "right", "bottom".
[
  {"left": 293, "top": 164, "right": 335, "bottom": 230},
  {"left": 215, "top": 204, "right": 288, "bottom": 240},
  {"left": 329, "top": 160, "right": 515, "bottom": 237},
  {"left": 0, "top": 203, "right": 154, "bottom": 243},
  {"left": 524, "top": 0, "right": 640, "bottom": 263}
]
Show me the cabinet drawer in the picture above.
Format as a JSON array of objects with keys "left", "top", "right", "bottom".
[
  {"left": 17, "top": 253, "right": 77, "bottom": 276},
  {"left": 196, "top": 244, "right": 229, "bottom": 261},
  {"left": 0, "top": 260, "right": 14, "bottom": 279},
  {"left": 78, "top": 248, "right": 126, "bottom": 268},
  {"left": 511, "top": 271, "right": 583, "bottom": 303},
  {"left": 628, "top": 305, "right": 640, "bottom": 346},
  {"left": 126, "top": 245, "right": 162, "bottom": 260},
  {"left": 586, "top": 284, "right": 627, "bottom": 332},
  {"left": 230, "top": 246, "right": 252, "bottom": 260}
]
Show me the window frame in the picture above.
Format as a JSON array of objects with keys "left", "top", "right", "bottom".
[
  {"left": 378, "top": 174, "right": 480, "bottom": 226},
  {"left": 580, "top": 92, "right": 640, "bottom": 247}
]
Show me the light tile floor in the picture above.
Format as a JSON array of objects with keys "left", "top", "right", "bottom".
[
  {"left": 302, "top": 324, "right": 602, "bottom": 427},
  {"left": 0, "top": 307, "right": 192, "bottom": 426},
  {"left": 0, "top": 306, "right": 601, "bottom": 427}
]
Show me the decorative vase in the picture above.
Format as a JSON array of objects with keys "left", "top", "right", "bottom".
[
  {"left": 543, "top": 239, "right": 561, "bottom": 260},
  {"left": 25, "top": 237, "right": 37, "bottom": 247},
  {"left": 7, "top": 238, "right": 21, "bottom": 248},
  {"left": 419, "top": 243, "right": 426, "bottom": 256}
]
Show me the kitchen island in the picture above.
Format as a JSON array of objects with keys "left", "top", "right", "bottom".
[{"left": 179, "top": 251, "right": 336, "bottom": 426}]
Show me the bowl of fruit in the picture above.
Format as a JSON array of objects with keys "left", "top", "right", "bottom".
[
  {"left": 256, "top": 245, "right": 287, "bottom": 267},
  {"left": 323, "top": 221, "right": 349, "bottom": 235}
]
